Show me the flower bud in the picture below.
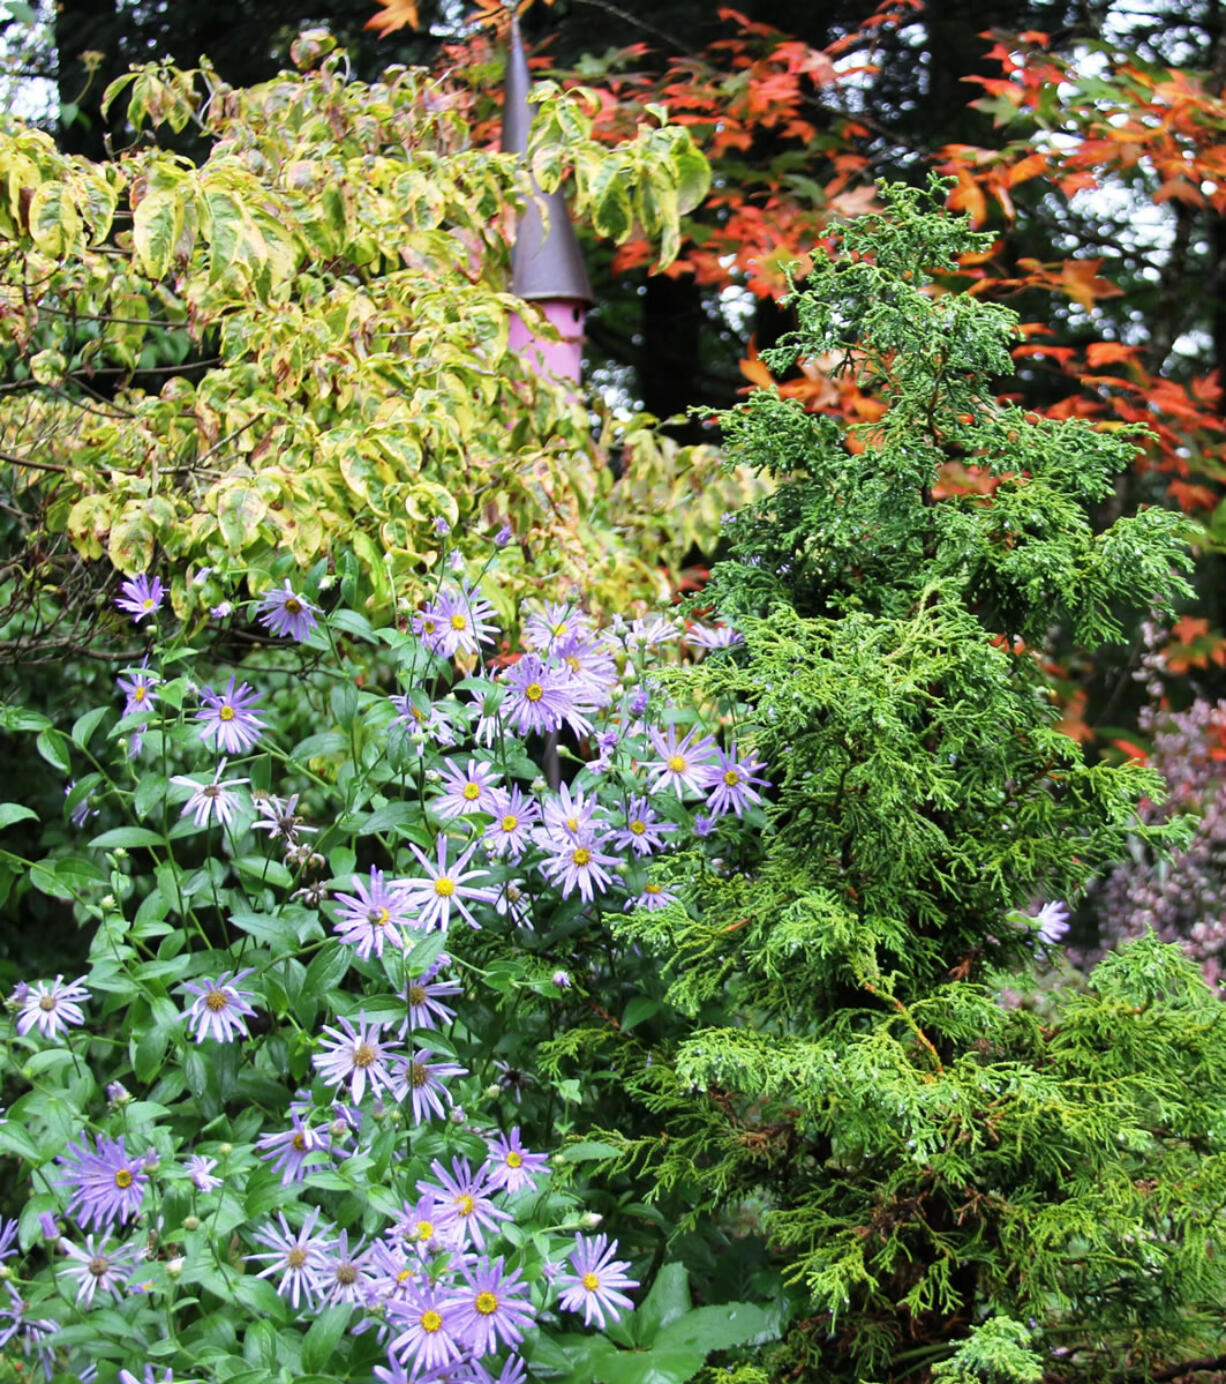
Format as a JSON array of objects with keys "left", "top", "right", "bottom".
[
  {"left": 183, "top": 1216, "right": 201, "bottom": 1232},
  {"left": 165, "top": 1256, "right": 185, "bottom": 1278}
]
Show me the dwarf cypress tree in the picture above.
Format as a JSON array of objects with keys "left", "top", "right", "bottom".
[{"left": 600, "top": 180, "right": 1226, "bottom": 1380}]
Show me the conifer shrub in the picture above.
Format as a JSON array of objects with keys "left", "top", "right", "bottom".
[{"left": 590, "top": 179, "right": 1226, "bottom": 1381}]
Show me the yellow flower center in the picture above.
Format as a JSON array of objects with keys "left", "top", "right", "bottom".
[
  {"left": 205, "top": 989, "right": 227, "bottom": 1011},
  {"left": 450, "top": 613, "right": 467, "bottom": 631},
  {"left": 410, "top": 1062, "right": 428, "bottom": 1087},
  {"left": 285, "top": 598, "right": 302, "bottom": 615},
  {"left": 525, "top": 682, "right": 544, "bottom": 702},
  {"left": 353, "top": 1043, "right": 376, "bottom": 1068},
  {"left": 114, "top": 1168, "right": 133, "bottom": 1189},
  {"left": 38, "top": 995, "right": 56, "bottom": 1011},
  {"left": 475, "top": 1291, "right": 499, "bottom": 1315},
  {"left": 565, "top": 816, "right": 579, "bottom": 832},
  {"left": 434, "top": 877, "right": 455, "bottom": 897},
  {"left": 292, "top": 1132, "right": 308, "bottom": 1151},
  {"left": 416, "top": 1219, "right": 434, "bottom": 1241},
  {"left": 370, "top": 906, "right": 391, "bottom": 927},
  {"left": 667, "top": 754, "right": 686, "bottom": 773},
  {"left": 630, "top": 820, "right": 646, "bottom": 835},
  {"left": 133, "top": 686, "right": 147, "bottom": 703},
  {"left": 141, "top": 597, "right": 156, "bottom": 610},
  {"left": 287, "top": 1247, "right": 307, "bottom": 1269},
  {"left": 408, "top": 984, "right": 426, "bottom": 1006},
  {"left": 219, "top": 706, "right": 235, "bottom": 722},
  {"left": 572, "top": 847, "right": 591, "bottom": 866},
  {"left": 506, "top": 1150, "right": 523, "bottom": 1168},
  {"left": 645, "top": 883, "right": 662, "bottom": 895},
  {"left": 396, "top": 1267, "right": 413, "bottom": 1284},
  {"left": 336, "top": 1263, "right": 357, "bottom": 1285},
  {"left": 422, "top": 618, "right": 436, "bottom": 634},
  {"left": 582, "top": 1271, "right": 600, "bottom": 1291},
  {"left": 456, "top": 1194, "right": 475, "bottom": 1217},
  {"left": 551, "top": 622, "right": 567, "bottom": 637},
  {"left": 463, "top": 783, "right": 481, "bottom": 801},
  {"left": 421, "top": 1309, "right": 442, "bottom": 1333},
  {"left": 501, "top": 814, "right": 519, "bottom": 833},
  {"left": 723, "top": 769, "right": 740, "bottom": 787}
]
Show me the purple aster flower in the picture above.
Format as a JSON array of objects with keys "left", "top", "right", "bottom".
[
  {"left": 699, "top": 745, "right": 770, "bottom": 818},
  {"left": 434, "top": 758, "right": 503, "bottom": 820},
  {"left": 322, "top": 1229, "right": 373, "bottom": 1305},
  {"left": 554, "top": 633, "right": 619, "bottom": 702},
  {"left": 685, "top": 621, "right": 744, "bottom": 650},
  {"left": 401, "top": 966, "right": 462, "bottom": 1034},
  {"left": 168, "top": 759, "right": 249, "bottom": 829},
  {"left": 396, "top": 1048, "right": 468, "bottom": 1125},
  {"left": 115, "top": 573, "right": 165, "bottom": 623},
  {"left": 332, "top": 867, "right": 420, "bottom": 960},
  {"left": 313, "top": 1014, "right": 403, "bottom": 1105},
  {"left": 255, "top": 1114, "right": 330, "bottom": 1186},
  {"left": 119, "top": 1370, "right": 175, "bottom": 1384},
  {"left": 196, "top": 677, "right": 266, "bottom": 755},
  {"left": 56, "top": 1134, "right": 148, "bottom": 1232},
  {"left": 251, "top": 791, "right": 317, "bottom": 847},
  {"left": 537, "top": 832, "right": 621, "bottom": 903},
  {"left": 402, "top": 835, "right": 497, "bottom": 932},
  {"left": 492, "top": 879, "right": 533, "bottom": 930},
  {"left": 387, "top": 1279, "right": 467, "bottom": 1375},
  {"left": 538, "top": 782, "right": 598, "bottom": 842},
  {"left": 494, "top": 523, "right": 513, "bottom": 548},
  {"left": 386, "top": 1192, "right": 449, "bottom": 1258},
  {"left": 390, "top": 693, "right": 456, "bottom": 754},
  {"left": 481, "top": 786, "right": 541, "bottom": 861},
  {"left": 692, "top": 812, "right": 714, "bottom": 838},
  {"left": 625, "top": 881, "right": 677, "bottom": 912},
  {"left": 500, "top": 654, "right": 590, "bottom": 738},
  {"left": 14, "top": 974, "right": 89, "bottom": 1039},
  {"left": 367, "top": 1236, "right": 421, "bottom": 1301},
  {"left": 414, "top": 584, "right": 497, "bottom": 659},
  {"left": 0, "top": 1219, "right": 17, "bottom": 1263},
  {"left": 626, "top": 614, "right": 678, "bottom": 649},
  {"left": 471, "top": 1357, "right": 528, "bottom": 1384},
  {"left": 185, "top": 1154, "right": 222, "bottom": 1193},
  {"left": 421, "top": 1157, "right": 511, "bottom": 1251},
  {"left": 556, "top": 1233, "right": 638, "bottom": 1328},
  {"left": 257, "top": 579, "right": 320, "bottom": 641},
  {"left": 247, "top": 1207, "right": 335, "bottom": 1311},
  {"left": 444, "top": 1256, "right": 534, "bottom": 1357},
  {"left": 116, "top": 666, "right": 159, "bottom": 717},
  {"left": 522, "top": 601, "right": 592, "bottom": 653},
  {"left": 179, "top": 969, "right": 259, "bottom": 1044},
  {"left": 58, "top": 1232, "right": 141, "bottom": 1307},
  {"left": 484, "top": 1128, "right": 547, "bottom": 1195},
  {"left": 644, "top": 723, "right": 718, "bottom": 798},
  {"left": 607, "top": 795, "right": 677, "bottom": 857},
  {"left": 1033, "top": 901, "right": 1071, "bottom": 945},
  {"left": 434, "top": 517, "right": 452, "bottom": 537},
  {"left": 65, "top": 780, "right": 98, "bottom": 828}
]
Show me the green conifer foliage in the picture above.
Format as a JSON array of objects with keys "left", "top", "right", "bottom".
[{"left": 604, "top": 181, "right": 1226, "bottom": 1379}]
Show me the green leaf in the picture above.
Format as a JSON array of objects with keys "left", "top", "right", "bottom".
[
  {"left": 302, "top": 942, "right": 351, "bottom": 1003},
  {"left": 655, "top": 1302, "right": 780, "bottom": 1354},
  {"left": 90, "top": 826, "right": 166, "bottom": 850},
  {"left": 28, "top": 179, "right": 82, "bottom": 258},
  {"left": 589, "top": 158, "right": 633, "bottom": 243},
  {"left": 621, "top": 995, "right": 662, "bottom": 1031},
  {"left": 560, "top": 1139, "right": 624, "bottom": 1162},
  {"left": 71, "top": 705, "right": 110, "bottom": 750},
  {"left": 635, "top": 1262, "right": 691, "bottom": 1345},
  {"left": 0, "top": 803, "right": 38, "bottom": 830},
  {"left": 133, "top": 188, "right": 183, "bottom": 279},
  {"left": 35, "top": 727, "right": 71, "bottom": 774},
  {"left": 300, "top": 1304, "right": 352, "bottom": 1372},
  {"left": 356, "top": 800, "right": 422, "bottom": 836}
]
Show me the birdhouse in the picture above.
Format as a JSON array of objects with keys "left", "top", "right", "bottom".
[{"left": 501, "top": 14, "right": 594, "bottom": 386}]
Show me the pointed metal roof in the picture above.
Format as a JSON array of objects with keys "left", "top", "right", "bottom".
[{"left": 501, "top": 13, "right": 594, "bottom": 305}]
